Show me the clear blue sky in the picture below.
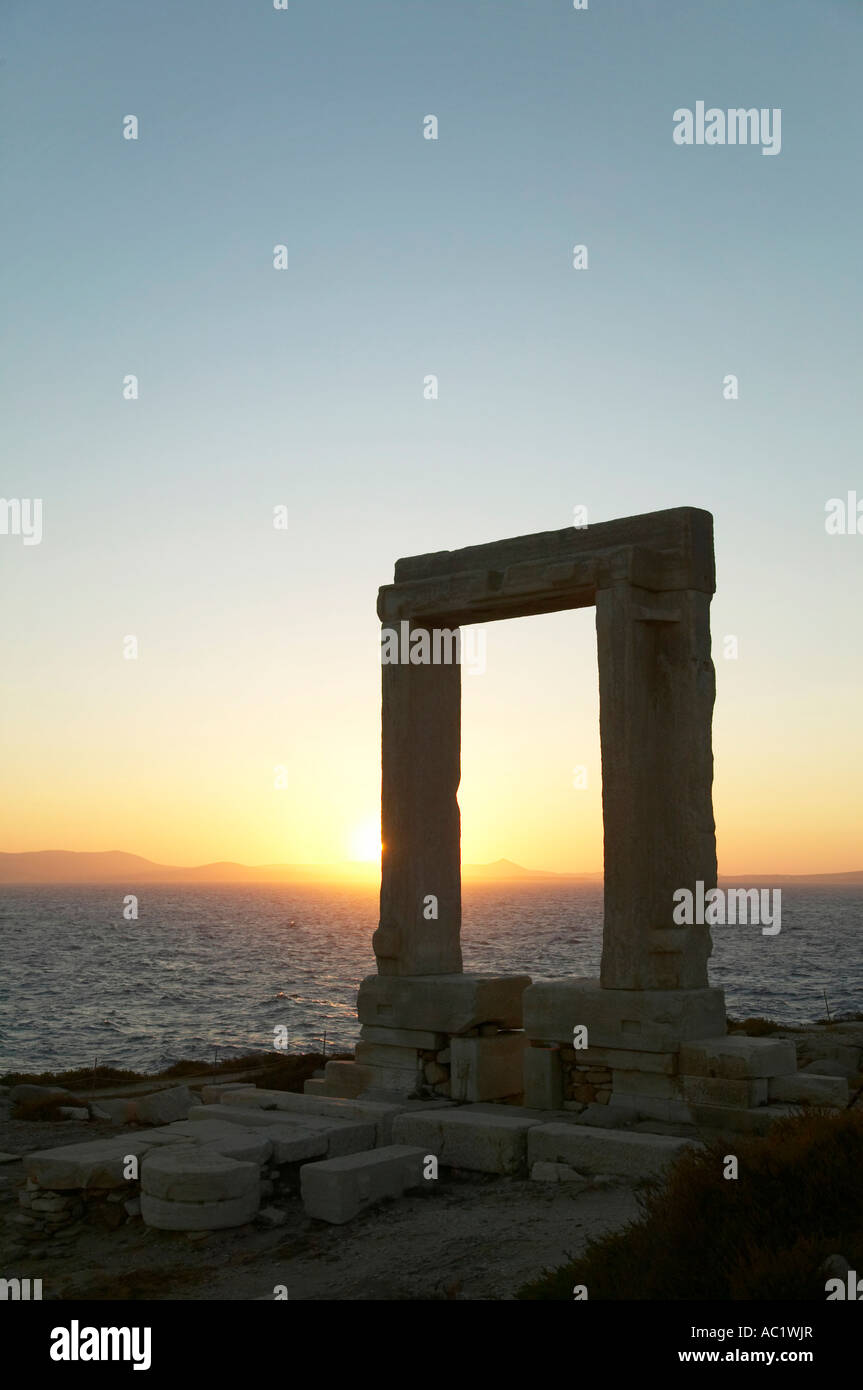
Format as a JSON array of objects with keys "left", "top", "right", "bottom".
[{"left": 2, "top": 0, "right": 861, "bottom": 872}]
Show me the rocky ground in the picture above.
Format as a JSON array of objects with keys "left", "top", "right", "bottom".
[
  {"left": 2, "top": 1021, "right": 860, "bottom": 1302},
  {"left": 1, "top": 1133, "right": 639, "bottom": 1300}
]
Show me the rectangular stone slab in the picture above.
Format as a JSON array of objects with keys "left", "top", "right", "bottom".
[
  {"left": 222, "top": 1090, "right": 417, "bottom": 1144},
  {"left": 523, "top": 978, "right": 726, "bottom": 1051},
  {"left": 768, "top": 1074, "right": 848, "bottom": 1107},
  {"left": 358, "top": 973, "right": 531, "bottom": 1033},
  {"left": 24, "top": 1134, "right": 196, "bottom": 1190},
  {"left": 300, "top": 1145, "right": 427, "bottom": 1224},
  {"left": 682, "top": 1076, "right": 769, "bottom": 1108},
  {"left": 188, "top": 1105, "right": 376, "bottom": 1155},
  {"left": 528, "top": 1124, "right": 698, "bottom": 1178},
  {"left": 354, "top": 1043, "right": 423, "bottom": 1071},
  {"left": 360, "top": 1026, "right": 447, "bottom": 1049},
  {"left": 679, "top": 1036, "right": 797, "bottom": 1079},
  {"left": 391, "top": 1109, "right": 536, "bottom": 1176}
]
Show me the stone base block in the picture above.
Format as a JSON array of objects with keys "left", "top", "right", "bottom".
[
  {"left": 523, "top": 977, "right": 726, "bottom": 1051},
  {"left": 221, "top": 1090, "right": 414, "bottom": 1144},
  {"left": 528, "top": 1124, "right": 697, "bottom": 1178},
  {"left": 188, "top": 1105, "right": 376, "bottom": 1156},
  {"left": 354, "top": 1043, "right": 422, "bottom": 1072},
  {"left": 359, "top": 1065, "right": 422, "bottom": 1098},
  {"left": 523, "top": 1045, "right": 564, "bottom": 1109},
  {"left": 768, "top": 1074, "right": 848, "bottom": 1108},
  {"left": 23, "top": 1133, "right": 194, "bottom": 1191},
  {"left": 300, "top": 1145, "right": 427, "bottom": 1224},
  {"left": 141, "top": 1188, "right": 259, "bottom": 1231},
  {"left": 574, "top": 1046, "right": 678, "bottom": 1074},
  {"left": 360, "top": 1026, "right": 447, "bottom": 1050},
  {"left": 609, "top": 1093, "right": 695, "bottom": 1124},
  {"left": 200, "top": 1083, "right": 257, "bottom": 1105},
  {"left": 610, "top": 1071, "right": 684, "bottom": 1099},
  {"left": 680, "top": 1036, "right": 797, "bottom": 1079},
  {"left": 682, "top": 1076, "right": 769, "bottom": 1108},
  {"left": 163, "top": 1120, "right": 272, "bottom": 1164},
  {"left": 357, "top": 973, "right": 531, "bottom": 1034},
  {"left": 321, "top": 1061, "right": 375, "bottom": 1098},
  {"left": 530, "top": 1162, "right": 587, "bottom": 1186},
  {"left": 450, "top": 1033, "right": 526, "bottom": 1102},
  {"left": 689, "top": 1103, "right": 798, "bottom": 1133},
  {"left": 141, "top": 1148, "right": 258, "bottom": 1204},
  {"left": 391, "top": 1109, "right": 535, "bottom": 1176}
]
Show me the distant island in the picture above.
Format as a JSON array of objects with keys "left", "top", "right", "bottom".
[{"left": 1, "top": 850, "right": 862, "bottom": 886}]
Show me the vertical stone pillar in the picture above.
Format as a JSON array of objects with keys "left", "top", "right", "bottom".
[
  {"left": 596, "top": 582, "right": 716, "bottom": 990},
  {"left": 374, "top": 623, "right": 463, "bottom": 976}
]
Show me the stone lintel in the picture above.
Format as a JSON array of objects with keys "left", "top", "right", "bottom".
[
  {"left": 392, "top": 506, "right": 714, "bottom": 589},
  {"left": 378, "top": 529, "right": 711, "bottom": 627}
]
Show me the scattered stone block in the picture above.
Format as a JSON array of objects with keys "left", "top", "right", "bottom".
[
  {"left": 610, "top": 1093, "right": 694, "bottom": 1124},
  {"left": 142, "top": 1148, "right": 259, "bottom": 1204},
  {"left": 450, "top": 1032, "right": 526, "bottom": 1102},
  {"left": 688, "top": 1103, "right": 797, "bottom": 1133},
  {"left": 256, "top": 1206, "right": 288, "bottom": 1228},
  {"left": 577, "top": 1103, "right": 633, "bottom": 1129},
  {"left": 682, "top": 1076, "right": 769, "bottom": 1108},
  {"left": 528, "top": 1123, "right": 697, "bottom": 1178},
  {"left": 135, "top": 1086, "right": 194, "bottom": 1126},
  {"left": 57, "top": 1107, "right": 89, "bottom": 1121},
  {"left": 187, "top": 1106, "right": 375, "bottom": 1156},
  {"left": 801, "top": 1058, "right": 857, "bottom": 1078},
  {"left": 223, "top": 1091, "right": 409, "bottom": 1144},
  {"left": 23, "top": 1134, "right": 195, "bottom": 1190},
  {"left": 256, "top": 1125, "right": 329, "bottom": 1164},
  {"left": 300, "top": 1145, "right": 427, "bottom": 1224},
  {"left": 201, "top": 1083, "right": 256, "bottom": 1105},
  {"left": 141, "top": 1188, "right": 259, "bottom": 1230},
  {"left": 530, "top": 1161, "right": 587, "bottom": 1186},
  {"left": 90, "top": 1098, "right": 136, "bottom": 1125},
  {"left": 768, "top": 1074, "right": 848, "bottom": 1107},
  {"left": 162, "top": 1120, "right": 272, "bottom": 1164},
  {"left": 391, "top": 1109, "right": 535, "bottom": 1175},
  {"left": 10, "top": 1084, "right": 70, "bottom": 1106},
  {"left": 680, "top": 1036, "right": 797, "bottom": 1079}
]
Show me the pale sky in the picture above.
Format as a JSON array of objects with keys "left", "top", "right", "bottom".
[{"left": 1, "top": 0, "right": 861, "bottom": 874}]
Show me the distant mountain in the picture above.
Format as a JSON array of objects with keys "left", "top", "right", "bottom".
[
  {"left": 0, "top": 850, "right": 366, "bottom": 885},
  {"left": 1, "top": 850, "right": 860, "bottom": 886},
  {"left": 462, "top": 858, "right": 598, "bottom": 881}
]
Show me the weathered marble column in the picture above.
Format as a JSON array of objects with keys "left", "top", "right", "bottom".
[
  {"left": 596, "top": 581, "right": 716, "bottom": 990},
  {"left": 374, "top": 624, "right": 463, "bottom": 976}
]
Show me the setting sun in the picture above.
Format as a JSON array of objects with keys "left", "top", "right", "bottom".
[{"left": 349, "top": 819, "right": 382, "bottom": 864}]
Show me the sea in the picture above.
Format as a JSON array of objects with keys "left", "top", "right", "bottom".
[{"left": 0, "top": 882, "right": 860, "bottom": 1074}]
